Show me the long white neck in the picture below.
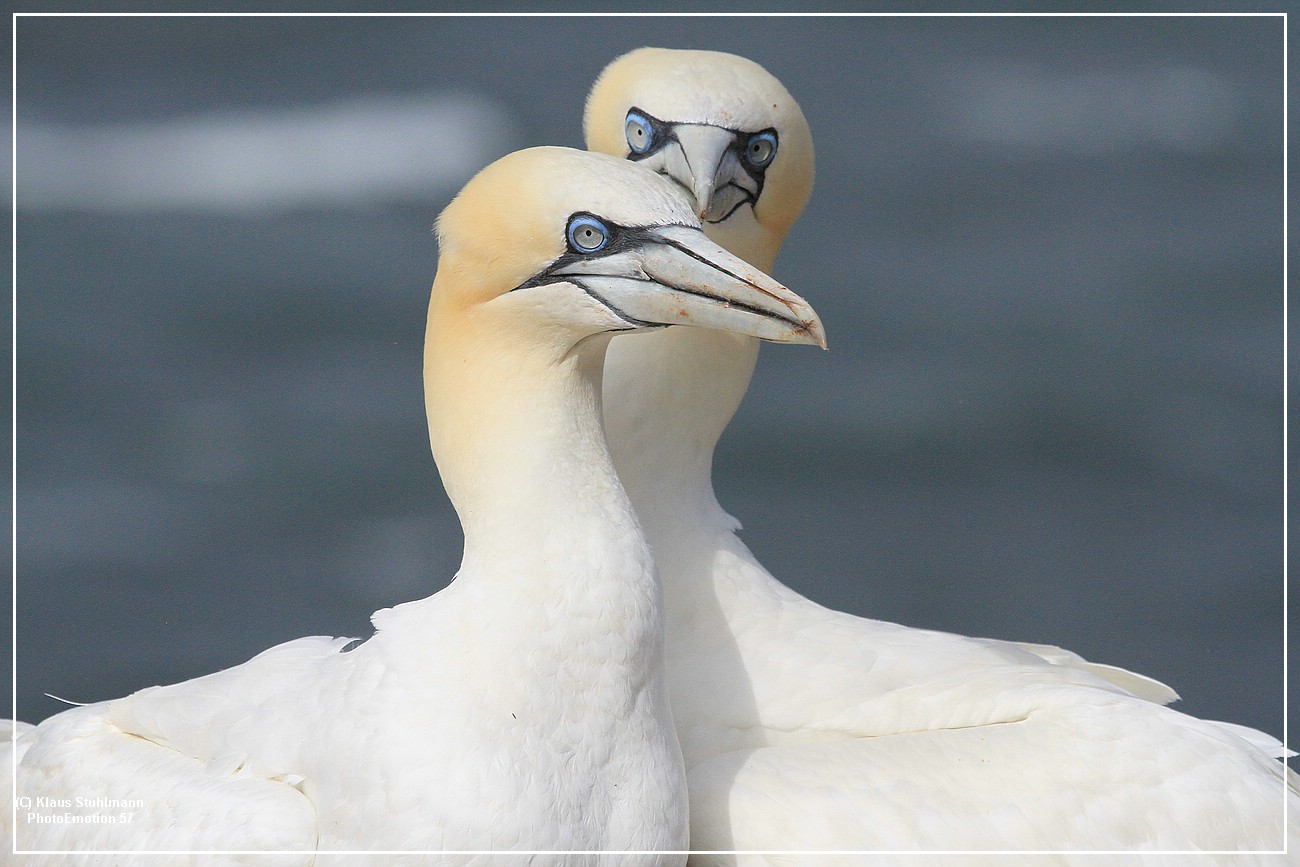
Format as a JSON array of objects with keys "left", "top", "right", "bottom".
[
  {"left": 407, "top": 285, "right": 686, "bottom": 853},
  {"left": 604, "top": 328, "right": 759, "bottom": 533},
  {"left": 424, "top": 295, "right": 662, "bottom": 660},
  {"left": 602, "top": 224, "right": 779, "bottom": 556}
]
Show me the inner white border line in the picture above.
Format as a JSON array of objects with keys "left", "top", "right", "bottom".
[{"left": 9, "top": 849, "right": 1295, "bottom": 858}]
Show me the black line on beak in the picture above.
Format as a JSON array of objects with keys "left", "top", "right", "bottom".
[
  {"left": 651, "top": 233, "right": 799, "bottom": 315},
  {"left": 509, "top": 223, "right": 805, "bottom": 334},
  {"left": 569, "top": 278, "right": 662, "bottom": 331}
]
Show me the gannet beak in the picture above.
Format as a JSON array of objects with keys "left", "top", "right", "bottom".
[
  {"left": 659, "top": 125, "right": 758, "bottom": 224},
  {"left": 525, "top": 223, "right": 826, "bottom": 348}
]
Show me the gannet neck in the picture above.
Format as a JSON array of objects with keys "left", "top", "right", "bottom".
[
  {"left": 604, "top": 327, "right": 759, "bottom": 530},
  {"left": 425, "top": 294, "right": 648, "bottom": 593}
]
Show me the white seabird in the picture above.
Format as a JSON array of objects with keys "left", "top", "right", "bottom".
[
  {"left": 585, "top": 47, "right": 1297, "bottom": 863},
  {"left": 3, "top": 146, "right": 825, "bottom": 865}
]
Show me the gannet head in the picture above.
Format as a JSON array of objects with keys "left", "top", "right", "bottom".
[
  {"left": 431, "top": 146, "right": 824, "bottom": 349},
  {"left": 584, "top": 47, "right": 814, "bottom": 268}
]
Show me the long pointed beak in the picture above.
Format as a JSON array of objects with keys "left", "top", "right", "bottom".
[
  {"left": 549, "top": 224, "right": 826, "bottom": 348},
  {"left": 665, "top": 125, "right": 734, "bottom": 217},
  {"left": 659, "top": 125, "right": 756, "bottom": 224}
]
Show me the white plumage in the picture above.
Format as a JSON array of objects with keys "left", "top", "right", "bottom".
[
  {"left": 3, "top": 146, "right": 825, "bottom": 864},
  {"left": 585, "top": 47, "right": 1297, "bottom": 863}
]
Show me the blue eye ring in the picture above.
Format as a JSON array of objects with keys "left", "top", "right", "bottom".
[
  {"left": 625, "top": 110, "right": 655, "bottom": 156},
  {"left": 567, "top": 214, "right": 610, "bottom": 254},
  {"left": 743, "top": 130, "right": 778, "bottom": 169}
]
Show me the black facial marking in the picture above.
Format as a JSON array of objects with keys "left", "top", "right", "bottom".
[
  {"left": 508, "top": 219, "right": 804, "bottom": 334},
  {"left": 708, "top": 193, "right": 756, "bottom": 225},
  {"left": 567, "top": 279, "right": 664, "bottom": 331},
  {"left": 624, "top": 107, "right": 779, "bottom": 219},
  {"left": 512, "top": 217, "right": 689, "bottom": 293},
  {"left": 624, "top": 107, "right": 678, "bottom": 162}
]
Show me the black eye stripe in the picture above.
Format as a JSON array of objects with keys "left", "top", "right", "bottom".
[
  {"left": 623, "top": 108, "right": 778, "bottom": 191},
  {"left": 511, "top": 220, "right": 697, "bottom": 293}
]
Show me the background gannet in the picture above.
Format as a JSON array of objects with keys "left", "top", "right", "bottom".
[
  {"left": 3, "top": 146, "right": 825, "bottom": 863},
  {"left": 584, "top": 47, "right": 1296, "bottom": 861}
]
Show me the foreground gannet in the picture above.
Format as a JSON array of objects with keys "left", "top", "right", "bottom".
[
  {"left": 3, "top": 146, "right": 825, "bottom": 865},
  {"left": 585, "top": 48, "right": 1296, "bottom": 862}
]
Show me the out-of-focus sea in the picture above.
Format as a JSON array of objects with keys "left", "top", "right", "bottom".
[{"left": 12, "top": 15, "right": 1288, "bottom": 747}]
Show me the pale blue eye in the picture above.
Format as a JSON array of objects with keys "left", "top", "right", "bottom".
[
  {"left": 625, "top": 110, "right": 654, "bottom": 155},
  {"left": 567, "top": 214, "right": 609, "bottom": 253},
  {"left": 744, "top": 131, "right": 778, "bottom": 169}
]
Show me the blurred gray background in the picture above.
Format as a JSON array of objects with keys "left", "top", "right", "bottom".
[{"left": 13, "top": 15, "right": 1287, "bottom": 747}]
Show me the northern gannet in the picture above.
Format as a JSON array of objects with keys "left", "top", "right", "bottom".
[
  {"left": 585, "top": 48, "right": 1297, "bottom": 862},
  {"left": 3, "top": 146, "right": 825, "bottom": 864}
]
